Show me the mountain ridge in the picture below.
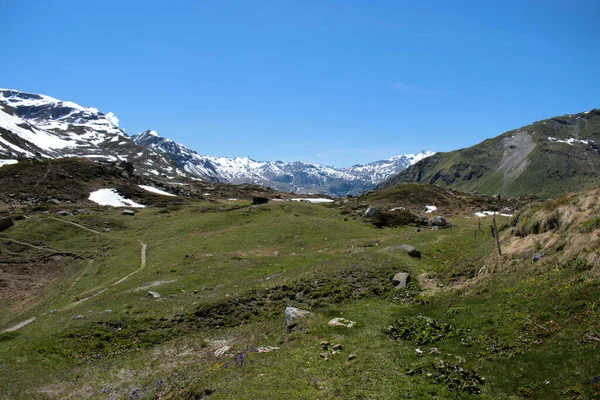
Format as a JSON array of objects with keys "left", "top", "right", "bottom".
[{"left": 378, "top": 109, "right": 600, "bottom": 198}]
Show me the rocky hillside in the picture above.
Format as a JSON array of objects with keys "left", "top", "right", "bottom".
[
  {"left": 378, "top": 109, "right": 600, "bottom": 198},
  {"left": 133, "top": 129, "right": 432, "bottom": 196}
]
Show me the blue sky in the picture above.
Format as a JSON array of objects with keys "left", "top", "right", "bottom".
[{"left": 2, "top": 0, "right": 599, "bottom": 167}]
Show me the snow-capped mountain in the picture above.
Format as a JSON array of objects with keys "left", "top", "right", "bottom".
[
  {"left": 0, "top": 89, "right": 435, "bottom": 196},
  {"left": 342, "top": 152, "right": 435, "bottom": 184},
  {"left": 0, "top": 89, "right": 179, "bottom": 177},
  {"left": 133, "top": 129, "right": 434, "bottom": 196}
]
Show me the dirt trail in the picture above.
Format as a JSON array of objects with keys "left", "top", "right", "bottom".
[
  {"left": 1, "top": 242, "right": 148, "bottom": 332},
  {"left": 49, "top": 217, "right": 120, "bottom": 239},
  {"left": 0, "top": 237, "right": 78, "bottom": 256},
  {"left": 2, "top": 317, "right": 37, "bottom": 333}
]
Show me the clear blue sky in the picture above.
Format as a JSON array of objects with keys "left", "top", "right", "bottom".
[{"left": 2, "top": 0, "right": 599, "bottom": 167}]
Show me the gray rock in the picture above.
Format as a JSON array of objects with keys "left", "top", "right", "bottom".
[
  {"left": 284, "top": 306, "right": 312, "bottom": 332},
  {"left": 362, "top": 205, "right": 380, "bottom": 219},
  {"left": 146, "top": 291, "right": 161, "bottom": 299},
  {"left": 46, "top": 198, "right": 60, "bottom": 205},
  {"left": 75, "top": 315, "right": 84, "bottom": 320},
  {"left": 532, "top": 253, "right": 545, "bottom": 263},
  {"left": 251, "top": 197, "right": 269, "bottom": 205},
  {"left": 0, "top": 217, "right": 14, "bottom": 232},
  {"left": 396, "top": 244, "right": 421, "bottom": 258},
  {"left": 56, "top": 210, "right": 72, "bottom": 216},
  {"left": 430, "top": 216, "right": 447, "bottom": 226},
  {"left": 415, "top": 217, "right": 429, "bottom": 226},
  {"left": 332, "top": 344, "right": 343, "bottom": 351},
  {"left": 122, "top": 209, "right": 136, "bottom": 216},
  {"left": 393, "top": 272, "right": 410, "bottom": 289}
]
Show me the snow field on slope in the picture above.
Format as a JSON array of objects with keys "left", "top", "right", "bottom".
[
  {"left": 138, "top": 185, "right": 176, "bottom": 196},
  {"left": 88, "top": 189, "right": 146, "bottom": 208}
]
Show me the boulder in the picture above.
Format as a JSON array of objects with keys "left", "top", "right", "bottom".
[
  {"left": 46, "top": 198, "right": 60, "bottom": 205},
  {"left": 122, "top": 209, "right": 136, "bottom": 216},
  {"left": 532, "top": 253, "right": 545, "bottom": 263},
  {"left": 393, "top": 272, "right": 410, "bottom": 289},
  {"left": 430, "top": 216, "right": 447, "bottom": 227},
  {"left": 362, "top": 205, "right": 379, "bottom": 219},
  {"left": 146, "top": 291, "right": 161, "bottom": 299},
  {"left": 0, "top": 217, "right": 14, "bottom": 232},
  {"left": 328, "top": 317, "right": 356, "bottom": 328},
  {"left": 56, "top": 210, "right": 72, "bottom": 216},
  {"left": 252, "top": 197, "right": 269, "bottom": 205},
  {"left": 284, "top": 306, "right": 312, "bottom": 332},
  {"left": 396, "top": 244, "right": 421, "bottom": 259}
]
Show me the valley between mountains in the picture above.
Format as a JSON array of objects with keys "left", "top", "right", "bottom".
[{"left": 1, "top": 89, "right": 600, "bottom": 399}]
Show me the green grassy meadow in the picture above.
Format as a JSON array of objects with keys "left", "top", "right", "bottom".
[{"left": 1, "top": 199, "right": 599, "bottom": 399}]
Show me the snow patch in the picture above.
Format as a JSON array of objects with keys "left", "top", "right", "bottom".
[
  {"left": 291, "top": 198, "right": 335, "bottom": 204},
  {"left": 475, "top": 211, "right": 513, "bottom": 217},
  {"left": 138, "top": 185, "right": 176, "bottom": 197},
  {"left": 548, "top": 137, "right": 593, "bottom": 146},
  {"left": 88, "top": 189, "right": 145, "bottom": 208},
  {"left": 0, "top": 159, "right": 18, "bottom": 167}
]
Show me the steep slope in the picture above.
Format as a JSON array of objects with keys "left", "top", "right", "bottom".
[
  {"left": 0, "top": 89, "right": 179, "bottom": 178},
  {"left": 379, "top": 109, "right": 600, "bottom": 198}
]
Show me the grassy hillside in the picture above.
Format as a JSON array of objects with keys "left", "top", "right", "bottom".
[
  {"left": 1, "top": 184, "right": 600, "bottom": 399},
  {"left": 379, "top": 109, "right": 600, "bottom": 198}
]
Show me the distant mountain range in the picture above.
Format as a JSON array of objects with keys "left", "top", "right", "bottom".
[
  {"left": 0, "top": 89, "right": 433, "bottom": 196},
  {"left": 379, "top": 109, "right": 600, "bottom": 198}
]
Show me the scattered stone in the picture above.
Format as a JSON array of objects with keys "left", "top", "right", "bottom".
[
  {"left": 362, "top": 205, "right": 380, "bottom": 219},
  {"left": 255, "top": 346, "right": 280, "bottom": 353},
  {"left": 319, "top": 352, "right": 329, "bottom": 360},
  {"left": 56, "top": 210, "right": 72, "bottom": 216},
  {"left": 49, "top": 310, "right": 56, "bottom": 314},
  {"left": 396, "top": 244, "right": 421, "bottom": 258},
  {"left": 328, "top": 317, "right": 356, "bottom": 328},
  {"left": 478, "top": 266, "right": 486, "bottom": 275},
  {"left": 332, "top": 344, "right": 343, "bottom": 351},
  {"left": 75, "top": 315, "right": 84, "bottom": 320},
  {"left": 0, "top": 217, "right": 14, "bottom": 232},
  {"left": 46, "top": 198, "right": 60, "bottom": 205},
  {"left": 429, "top": 348, "right": 440, "bottom": 355},
  {"left": 284, "top": 306, "right": 312, "bottom": 332},
  {"left": 392, "top": 272, "right": 410, "bottom": 289},
  {"left": 104, "top": 309, "right": 112, "bottom": 314},
  {"left": 251, "top": 197, "right": 269, "bottom": 205},
  {"left": 430, "top": 216, "right": 447, "bottom": 227},
  {"left": 122, "top": 209, "right": 136, "bottom": 216},
  {"left": 347, "top": 354, "right": 357, "bottom": 361},
  {"left": 415, "top": 348, "right": 424, "bottom": 356},
  {"left": 146, "top": 291, "right": 161, "bottom": 299},
  {"left": 76, "top": 209, "right": 85, "bottom": 214},
  {"left": 273, "top": 251, "right": 279, "bottom": 256},
  {"left": 532, "top": 253, "right": 545, "bottom": 263},
  {"left": 214, "top": 345, "right": 230, "bottom": 357},
  {"left": 344, "top": 217, "right": 349, "bottom": 221},
  {"left": 320, "top": 341, "right": 330, "bottom": 350}
]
